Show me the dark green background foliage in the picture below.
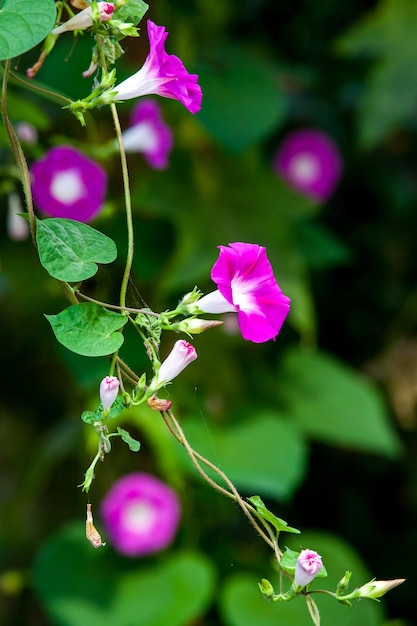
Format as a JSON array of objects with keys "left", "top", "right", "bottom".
[{"left": 1, "top": 0, "right": 417, "bottom": 624}]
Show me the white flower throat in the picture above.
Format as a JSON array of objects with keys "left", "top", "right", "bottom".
[{"left": 50, "top": 169, "right": 86, "bottom": 204}]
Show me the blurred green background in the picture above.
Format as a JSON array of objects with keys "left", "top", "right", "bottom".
[{"left": 2, "top": 0, "right": 417, "bottom": 624}]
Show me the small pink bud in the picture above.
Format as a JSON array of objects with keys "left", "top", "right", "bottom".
[
  {"left": 294, "top": 549, "right": 323, "bottom": 589},
  {"left": 152, "top": 340, "right": 197, "bottom": 390},
  {"left": 100, "top": 376, "right": 120, "bottom": 410}
]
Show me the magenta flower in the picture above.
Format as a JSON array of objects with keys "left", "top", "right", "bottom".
[
  {"left": 100, "top": 473, "right": 181, "bottom": 557},
  {"left": 30, "top": 146, "right": 107, "bottom": 222},
  {"left": 99, "top": 376, "right": 120, "bottom": 411},
  {"left": 150, "top": 340, "right": 197, "bottom": 391},
  {"left": 192, "top": 242, "right": 290, "bottom": 343},
  {"left": 121, "top": 99, "right": 173, "bottom": 169},
  {"left": 113, "top": 20, "right": 202, "bottom": 114},
  {"left": 294, "top": 549, "right": 323, "bottom": 589},
  {"left": 273, "top": 129, "right": 343, "bottom": 202},
  {"left": 52, "top": 2, "right": 114, "bottom": 35}
]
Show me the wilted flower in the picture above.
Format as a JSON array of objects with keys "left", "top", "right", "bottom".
[
  {"left": 86, "top": 503, "right": 105, "bottom": 548},
  {"left": 112, "top": 20, "right": 202, "bottom": 114},
  {"left": 100, "top": 472, "right": 181, "bottom": 556},
  {"left": 273, "top": 129, "right": 343, "bottom": 202},
  {"left": 294, "top": 549, "right": 323, "bottom": 589},
  {"left": 30, "top": 145, "right": 107, "bottom": 222},
  {"left": 52, "top": 2, "right": 114, "bottom": 35},
  {"left": 121, "top": 99, "right": 173, "bottom": 169},
  {"left": 186, "top": 242, "right": 290, "bottom": 343},
  {"left": 100, "top": 376, "right": 120, "bottom": 411},
  {"left": 150, "top": 340, "right": 197, "bottom": 390}
]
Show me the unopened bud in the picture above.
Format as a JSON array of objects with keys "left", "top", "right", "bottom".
[
  {"left": 86, "top": 503, "right": 105, "bottom": 548},
  {"left": 147, "top": 395, "right": 172, "bottom": 411},
  {"left": 52, "top": 2, "right": 114, "bottom": 35},
  {"left": 337, "top": 571, "right": 352, "bottom": 594},
  {"left": 100, "top": 376, "right": 120, "bottom": 411},
  {"left": 293, "top": 549, "right": 323, "bottom": 590},
  {"left": 258, "top": 578, "right": 275, "bottom": 600},
  {"left": 357, "top": 578, "right": 405, "bottom": 600},
  {"left": 170, "top": 318, "right": 223, "bottom": 335}
]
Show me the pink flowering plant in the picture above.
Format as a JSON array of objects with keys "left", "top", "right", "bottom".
[{"left": 0, "top": 1, "right": 404, "bottom": 625}]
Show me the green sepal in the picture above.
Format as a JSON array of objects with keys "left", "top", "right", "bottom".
[{"left": 247, "top": 495, "right": 300, "bottom": 534}]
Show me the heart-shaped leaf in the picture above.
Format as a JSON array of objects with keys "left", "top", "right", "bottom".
[
  {"left": 36, "top": 218, "right": 117, "bottom": 282},
  {"left": 0, "top": 0, "right": 56, "bottom": 61},
  {"left": 45, "top": 303, "right": 128, "bottom": 357}
]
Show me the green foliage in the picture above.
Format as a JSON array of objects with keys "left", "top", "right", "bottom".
[
  {"left": 116, "top": 0, "right": 149, "bottom": 25},
  {"left": 36, "top": 218, "right": 117, "bottom": 282},
  {"left": 0, "top": 0, "right": 56, "bottom": 61},
  {"left": 277, "top": 348, "right": 402, "bottom": 458},
  {"left": 81, "top": 397, "right": 125, "bottom": 424},
  {"left": 177, "top": 413, "right": 307, "bottom": 500},
  {"left": 45, "top": 303, "right": 128, "bottom": 357},
  {"left": 197, "top": 49, "right": 287, "bottom": 152},
  {"left": 247, "top": 496, "right": 300, "bottom": 534},
  {"left": 336, "top": 0, "right": 417, "bottom": 146},
  {"left": 34, "top": 524, "right": 216, "bottom": 626},
  {"left": 116, "top": 427, "right": 141, "bottom": 451}
]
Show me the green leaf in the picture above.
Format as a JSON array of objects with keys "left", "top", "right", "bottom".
[
  {"left": 45, "top": 303, "right": 128, "bottom": 357},
  {"left": 336, "top": 0, "right": 417, "bottom": 146},
  {"left": 197, "top": 49, "right": 287, "bottom": 151},
  {"left": 34, "top": 523, "right": 216, "bottom": 626},
  {"left": 116, "top": 427, "right": 140, "bottom": 452},
  {"left": 0, "top": 0, "right": 56, "bottom": 61},
  {"left": 36, "top": 218, "right": 117, "bottom": 282},
  {"left": 176, "top": 413, "right": 307, "bottom": 500},
  {"left": 277, "top": 348, "right": 402, "bottom": 458},
  {"left": 247, "top": 496, "right": 300, "bottom": 534},
  {"left": 81, "top": 408, "right": 100, "bottom": 425},
  {"left": 115, "top": 0, "right": 148, "bottom": 25}
]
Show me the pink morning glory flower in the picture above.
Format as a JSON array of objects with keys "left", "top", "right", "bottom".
[
  {"left": 52, "top": 2, "right": 114, "bottom": 35},
  {"left": 189, "top": 242, "right": 290, "bottom": 344},
  {"left": 113, "top": 20, "right": 202, "bottom": 114},
  {"left": 100, "top": 473, "right": 181, "bottom": 557},
  {"left": 294, "top": 549, "right": 323, "bottom": 589},
  {"left": 30, "top": 145, "right": 107, "bottom": 222},
  {"left": 150, "top": 340, "right": 197, "bottom": 391},
  {"left": 99, "top": 376, "right": 120, "bottom": 411},
  {"left": 273, "top": 129, "right": 343, "bottom": 202},
  {"left": 121, "top": 99, "right": 173, "bottom": 169}
]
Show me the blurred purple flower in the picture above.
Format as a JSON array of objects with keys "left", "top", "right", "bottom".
[
  {"left": 121, "top": 99, "right": 173, "bottom": 169},
  {"left": 30, "top": 145, "right": 107, "bottom": 222},
  {"left": 273, "top": 129, "right": 343, "bottom": 202},
  {"left": 100, "top": 473, "right": 181, "bottom": 557},
  {"left": 113, "top": 20, "right": 202, "bottom": 114},
  {"left": 191, "top": 242, "right": 290, "bottom": 343}
]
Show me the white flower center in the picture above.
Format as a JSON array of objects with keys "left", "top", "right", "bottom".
[
  {"left": 50, "top": 169, "right": 86, "bottom": 204},
  {"left": 123, "top": 501, "right": 156, "bottom": 533},
  {"left": 122, "top": 122, "right": 158, "bottom": 153},
  {"left": 288, "top": 152, "right": 320, "bottom": 184}
]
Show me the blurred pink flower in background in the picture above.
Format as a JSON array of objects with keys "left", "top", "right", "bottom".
[
  {"left": 121, "top": 99, "right": 173, "bottom": 169},
  {"left": 30, "top": 145, "right": 107, "bottom": 222},
  {"left": 273, "top": 129, "right": 343, "bottom": 202},
  {"left": 100, "top": 473, "right": 181, "bottom": 557},
  {"left": 7, "top": 191, "right": 29, "bottom": 241},
  {"left": 113, "top": 20, "right": 202, "bottom": 114}
]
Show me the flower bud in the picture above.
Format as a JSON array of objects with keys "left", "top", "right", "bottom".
[
  {"left": 169, "top": 318, "right": 223, "bottom": 335},
  {"left": 294, "top": 549, "right": 323, "bottom": 589},
  {"left": 258, "top": 578, "right": 275, "bottom": 600},
  {"left": 52, "top": 2, "right": 114, "bottom": 35},
  {"left": 336, "top": 570, "right": 352, "bottom": 594},
  {"left": 150, "top": 340, "right": 197, "bottom": 391},
  {"left": 100, "top": 376, "right": 120, "bottom": 411},
  {"left": 356, "top": 578, "right": 405, "bottom": 600}
]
